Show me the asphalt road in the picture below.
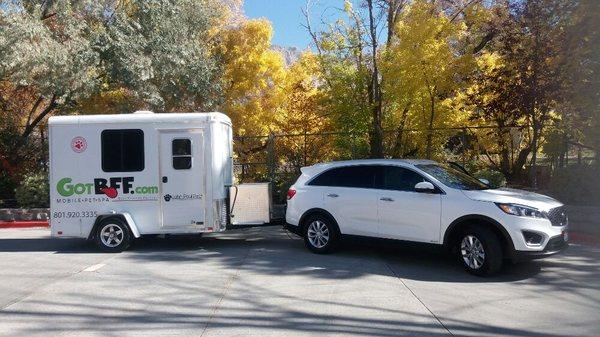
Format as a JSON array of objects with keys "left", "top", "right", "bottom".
[{"left": 0, "top": 227, "right": 598, "bottom": 337}]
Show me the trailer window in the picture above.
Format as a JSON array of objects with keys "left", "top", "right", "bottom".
[
  {"left": 101, "top": 129, "right": 145, "bottom": 172},
  {"left": 172, "top": 138, "right": 192, "bottom": 170}
]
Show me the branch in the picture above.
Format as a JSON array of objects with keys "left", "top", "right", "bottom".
[
  {"left": 472, "top": 30, "right": 496, "bottom": 54},
  {"left": 26, "top": 95, "right": 44, "bottom": 128},
  {"left": 448, "top": 0, "right": 482, "bottom": 24},
  {"left": 22, "top": 94, "right": 57, "bottom": 139},
  {"left": 301, "top": 0, "right": 334, "bottom": 89}
]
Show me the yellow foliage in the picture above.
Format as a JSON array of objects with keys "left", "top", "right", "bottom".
[
  {"left": 381, "top": 0, "right": 475, "bottom": 158},
  {"left": 219, "top": 19, "right": 286, "bottom": 136}
]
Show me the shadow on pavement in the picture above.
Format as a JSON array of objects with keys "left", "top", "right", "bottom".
[
  {"left": 1, "top": 227, "right": 599, "bottom": 337},
  {"left": 1, "top": 227, "right": 598, "bottom": 286}
]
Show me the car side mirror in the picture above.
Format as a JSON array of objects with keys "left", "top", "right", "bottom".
[
  {"left": 478, "top": 178, "right": 490, "bottom": 186},
  {"left": 415, "top": 181, "right": 436, "bottom": 193}
]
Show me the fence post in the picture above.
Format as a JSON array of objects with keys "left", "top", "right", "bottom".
[
  {"left": 266, "top": 133, "right": 276, "bottom": 183},
  {"left": 303, "top": 130, "right": 308, "bottom": 167},
  {"left": 461, "top": 127, "right": 468, "bottom": 166}
]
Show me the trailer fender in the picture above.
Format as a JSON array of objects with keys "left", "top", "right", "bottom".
[
  {"left": 121, "top": 212, "right": 141, "bottom": 238},
  {"left": 89, "top": 212, "right": 141, "bottom": 240}
]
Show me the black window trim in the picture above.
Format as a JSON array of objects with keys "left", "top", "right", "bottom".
[
  {"left": 101, "top": 128, "right": 145, "bottom": 173},
  {"left": 172, "top": 137, "right": 193, "bottom": 170},
  {"left": 378, "top": 164, "right": 446, "bottom": 194},
  {"left": 306, "top": 164, "right": 380, "bottom": 190},
  {"left": 306, "top": 163, "right": 446, "bottom": 194}
]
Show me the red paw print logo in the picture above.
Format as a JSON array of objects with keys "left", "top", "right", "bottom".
[{"left": 71, "top": 137, "right": 87, "bottom": 153}]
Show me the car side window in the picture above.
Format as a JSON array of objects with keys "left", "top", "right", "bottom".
[
  {"left": 382, "top": 166, "right": 426, "bottom": 192},
  {"left": 308, "top": 165, "right": 379, "bottom": 189}
]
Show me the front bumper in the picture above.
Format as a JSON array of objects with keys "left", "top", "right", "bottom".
[{"left": 512, "top": 233, "right": 569, "bottom": 261}]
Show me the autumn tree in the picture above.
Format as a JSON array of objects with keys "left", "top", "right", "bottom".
[
  {"left": 457, "top": 0, "right": 571, "bottom": 183},
  {"left": 217, "top": 18, "right": 286, "bottom": 136},
  {"left": 382, "top": 0, "right": 474, "bottom": 159},
  {"left": 0, "top": 0, "right": 227, "bottom": 198}
]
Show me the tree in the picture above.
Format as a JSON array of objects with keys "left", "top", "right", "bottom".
[
  {"left": 305, "top": 0, "right": 410, "bottom": 158},
  {"left": 277, "top": 52, "right": 333, "bottom": 168},
  {"left": 382, "top": 0, "right": 474, "bottom": 159},
  {"left": 217, "top": 18, "right": 286, "bottom": 136},
  {"left": 0, "top": 0, "right": 226, "bottom": 198},
  {"left": 457, "top": 0, "right": 571, "bottom": 183},
  {"left": 560, "top": 0, "right": 599, "bottom": 165}
]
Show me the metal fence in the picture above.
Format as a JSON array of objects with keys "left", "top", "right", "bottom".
[
  {"left": 1, "top": 123, "right": 595, "bottom": 204},
  {"left": 233, "top": 126, "right": 596, "bottom": 202}
]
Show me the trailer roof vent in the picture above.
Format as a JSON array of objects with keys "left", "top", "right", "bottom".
[{"left": 133, "top": 110, "right": 154, "bottom": 114}]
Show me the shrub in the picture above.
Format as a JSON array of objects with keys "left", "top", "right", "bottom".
[
  {"left": 548, "top": 166, "right": 600, "bottom": 206},
  {"left": 0, "top": 171, "right": 17, "bottom": 200},
  {"left": 15, "top": 171, "right": 49, "bottom": 208}
]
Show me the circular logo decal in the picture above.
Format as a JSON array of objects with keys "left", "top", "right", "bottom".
[{"left": 71, "top": 136, "right": 87, "bottom": 153}]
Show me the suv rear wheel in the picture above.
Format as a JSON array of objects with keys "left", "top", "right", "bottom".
[
  {"left": 303, "top": 214, "right": 339, "bottom": 254},
  {"left": 458, "top": 226, "right": 503, "bottom": 276}
]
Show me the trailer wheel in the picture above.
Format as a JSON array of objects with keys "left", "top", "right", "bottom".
[{"left": 94, "top": 217, "right": 131, "bottom": 252}]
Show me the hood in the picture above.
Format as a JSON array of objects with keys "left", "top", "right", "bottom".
[{"left": 462, "top": 188, "right": 562, "bottom": 211}]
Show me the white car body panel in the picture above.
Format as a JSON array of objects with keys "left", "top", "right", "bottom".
[
  {"left": 323, "top": 186, "right": 379, "bottom": 237},
  {"left": 377, "top": 189, "right": 441, "bottom": 243}
]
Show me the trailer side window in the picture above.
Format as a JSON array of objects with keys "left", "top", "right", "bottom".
[
  {"left": 101, "top": 129, "right": 145, "bottom": 172},
  {"left": 172, "top": 138, "right": 192, "bottom": 170}
]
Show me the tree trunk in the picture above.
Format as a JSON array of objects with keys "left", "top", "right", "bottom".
[
  {"left": 367, "top": 0, "right": 383, "bottom": 158},
  {"left": 392, "top": 103, "right": 410, "bottom": 157}
]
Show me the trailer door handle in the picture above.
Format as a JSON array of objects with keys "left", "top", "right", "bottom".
[
  {"left": 380, "top": 197, "right": 394, "bottom": 202},
  {"left": 326, "top": 193, "right": 339, "bottom": 198},
  {"left": 162, "top": 176, "right": 168, "bottom": 183}
]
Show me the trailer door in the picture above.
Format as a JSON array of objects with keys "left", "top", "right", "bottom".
[{"left": 159, "top": 130, "right": 205, "bottom": 228}]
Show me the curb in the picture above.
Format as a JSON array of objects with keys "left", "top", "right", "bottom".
[
  {"left": 0, "top": 221, "right": 50, "bottom": 229},
  {"left": 570, "top": 232, "right": 600, "bottom": 247}
]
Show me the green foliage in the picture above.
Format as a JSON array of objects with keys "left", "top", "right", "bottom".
[
  {"left": 0, "top": 171, "right": 17, "bottom": 200},
  {"left": 15, "top": 171, "right": 49, "bottom": 208}
]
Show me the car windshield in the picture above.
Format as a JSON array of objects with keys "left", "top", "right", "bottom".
[{"left": 416, "top": 163, "right": 490, "bottom": 190}]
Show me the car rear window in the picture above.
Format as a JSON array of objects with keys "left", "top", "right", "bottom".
[{"left": 308, "top": 165, "right": 379, "bottom": 189}]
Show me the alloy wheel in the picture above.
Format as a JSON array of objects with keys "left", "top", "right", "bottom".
[
  {"left": 307, "top": 220, "right": 330, "bottom": 248},
  {"left": 100, "top": 224, "right": 124, "bottom": 248},
  {"left": 461, "top": 235, "right": 485, "bottom": 270}
]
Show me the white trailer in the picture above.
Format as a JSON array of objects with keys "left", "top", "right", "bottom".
[{"left": 48, "top": 111, "right": 270, "bottom": 251}]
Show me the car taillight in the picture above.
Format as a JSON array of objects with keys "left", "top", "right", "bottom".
[{"left": 287, "top": 188, "right": 297, "bottom": 200}]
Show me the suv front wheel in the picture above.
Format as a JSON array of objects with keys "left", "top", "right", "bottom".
[
  {"left": 303, "top": 214, "right": 339, "bottom": 254},
  {"left": 458, "top": 226, "right": 503, "bottom": 276}
]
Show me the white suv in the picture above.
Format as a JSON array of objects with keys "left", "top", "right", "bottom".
[{"left": 285, "top": 159, "right": 569, "bottom": 276}]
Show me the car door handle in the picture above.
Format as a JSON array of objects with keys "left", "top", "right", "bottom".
[
  {"left": 326, "top": 193, "right": 339, "bottom": 198},
  {"left": 380, "top": 197, "right": 394, "bottom": 202}
]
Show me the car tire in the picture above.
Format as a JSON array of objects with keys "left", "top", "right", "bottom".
[
  {"left": 303, "top": 214, "right": 339, "bottom": 254},
  {"left": 94, "top": 217, "right": 132, "bottom": 253},
  {"left": 458, "top": 226, "right": 503, "bottom": 276}
]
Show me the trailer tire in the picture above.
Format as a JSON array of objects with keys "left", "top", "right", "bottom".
[{"left": 94, "top": 217, "right": 132, "bottom": 252}]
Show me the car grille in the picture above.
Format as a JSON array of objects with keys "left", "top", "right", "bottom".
[{"left": 546, "top": 206, "right": 568, "bottom": 227}]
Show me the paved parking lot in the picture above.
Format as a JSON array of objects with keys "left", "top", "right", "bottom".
[{"left": 0, "top": 227, "right": 599, "bottom": 337}]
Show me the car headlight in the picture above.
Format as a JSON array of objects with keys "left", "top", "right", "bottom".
[{"left": 496, "top": 203, "right": 547, "bottom": 218}]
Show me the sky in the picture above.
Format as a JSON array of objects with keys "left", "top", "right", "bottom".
[{"left": 243, "top": 0, "right": 343, "bottom": 49}]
